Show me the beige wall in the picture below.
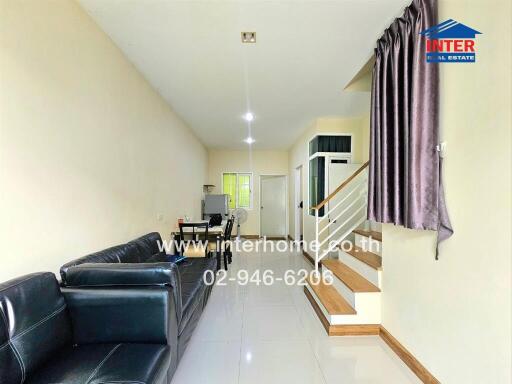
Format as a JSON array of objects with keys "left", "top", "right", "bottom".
[
  {"left": 0, "top": 0, "right": 207, "bottom": 281},
  {"left": 288, "top": 116, "right": 370, "bottom": 242},
  {"left": 380, "top": 1, "right": 511, "bottom": 383},
  {"left": 208, "top": 149, "right": 288, "bottom": 236}
]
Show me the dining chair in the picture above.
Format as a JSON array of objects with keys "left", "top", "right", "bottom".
[
  {"left": 205, "top": 218, "right": 233, "bottom": 271},
  {"left": 224, "top": 217, "right": 234, "bottom": 265},
  {"left": 178, "top": 222, "right": 210, "bottom": 258}
]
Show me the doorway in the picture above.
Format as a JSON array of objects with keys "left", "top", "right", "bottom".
[
  {"left": 294, "top": 166, "right": 303, "bottom": 241},
  {"left": 260, "top": 175, "right": 287, "bottom": 238}
]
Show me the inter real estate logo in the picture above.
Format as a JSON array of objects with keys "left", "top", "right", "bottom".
[{"left": 420, "top": 19, "right": 482, "bottom": 63}]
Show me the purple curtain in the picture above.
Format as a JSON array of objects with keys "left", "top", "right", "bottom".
[{"left": 368, "top": 0, "right": 453, "bottom": 257}]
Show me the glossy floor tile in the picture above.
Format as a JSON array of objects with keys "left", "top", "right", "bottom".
[
  {"left": 310, "top": 336, "right": 421, "bottom": 384},
  {"left": 171, "top": 243, "right": 421, "bottom": 384},
  {"left": 242, "top": 305, "right": 306, "bottom": 342},
  {"left": 172, "top": 340, "right": 241, "bottom": 384},
  {"left": 239, "top": 340, "right": 326, "bottom": 384}
]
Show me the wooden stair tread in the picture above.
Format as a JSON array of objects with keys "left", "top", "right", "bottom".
[
  {"left": 353, "top": 229, "right": 382, "bottom": 242},
  {"left": 343, "top": 246, "right": 382, "bottom": 270},
  {"left": 307, "top": 277, "right": 356, "bottom": 315},
  {"left": 322, "top": 260, "right": 381, "bottom": 292}
]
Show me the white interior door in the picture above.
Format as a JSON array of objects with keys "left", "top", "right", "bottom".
[
  {"left": 294, "top": 166, "right": 303, "bottom": 241},
  {"left": 260, "top": 175, "right": 286, "bottom": 237},
  {"left": 299, "top": 169, "right": 303, "bottom": 240},
  {"left": 328, "top": 158, "right": 363, "bottom": 240}
]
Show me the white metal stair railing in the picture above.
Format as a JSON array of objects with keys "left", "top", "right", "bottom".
[{"left": 312, "top": 161, "right": 370, "bottom": 272}]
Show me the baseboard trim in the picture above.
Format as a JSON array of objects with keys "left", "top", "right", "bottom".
[
  {"left": 304, "top": 286, "right": 440, "bottom": 384},
  {"left": 302, "top": 250, "right": 314, "bottom": 266},
  {"left": 379, "top": 326, "right": 440, "bottom": 384},
  {"left": 265, "top": 236, "right": 286, "bottom": 240},
  {"left": 287, "top": 235, "right": 294, "bottom": 241},
  {"left": 241, "top": 235, "right": 260, "bottom": 239}
]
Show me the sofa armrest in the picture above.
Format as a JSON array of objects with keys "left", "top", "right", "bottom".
[
  {"left": 62, "top": 287, "right": 176, "bottom": 344},
  {"left": 64, "top": 262, "right": 182, "bottom": 321},
  {"left": 62, "top": 287, "right": 179, "bottom": 371}
]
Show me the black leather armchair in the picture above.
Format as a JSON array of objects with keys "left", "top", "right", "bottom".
[{"left": 0, "top": 272, "right": 175, "bottom": 384}]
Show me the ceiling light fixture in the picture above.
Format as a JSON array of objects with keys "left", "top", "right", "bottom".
[
  {"left": 241, "top": 32, "right": 256, "bottom": 43},
  {"left": 244, "top": 137, "right": 255, "bottom": 145},
  {"left": 243, "top": 112, "right": 254, "bottom": 122}
]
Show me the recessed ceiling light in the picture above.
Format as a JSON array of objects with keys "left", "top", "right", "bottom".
[
  {"left": 244, "top": 137, "right": 255, "bottom": 144},
  {"left": 243, "top": 112, "right": 254, "bottom": 122},
  {"left": 241, "top": 32, "right": 256, "bottom": 43}
]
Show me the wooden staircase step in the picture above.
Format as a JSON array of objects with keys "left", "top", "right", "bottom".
[
  {"left": 353, "top": 229, "right": 382, "bottom": 242},
  {"left": 307, "top": 277, "right": 356, "bottom": 315},
  {"left": 322, "top": 260, "right": 381, "bottom": 292},
  {"left": 343, "top": 246, "right": 382, "bottom": 270}
]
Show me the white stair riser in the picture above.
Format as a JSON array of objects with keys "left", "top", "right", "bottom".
[
  {"left": 338, "top": 249, "right": 381, "bottom": 288},
  {"left": 331, "top": 292, "right": 381, "bottom": 325},
  {"left": 361, "top": 220, "right": 382, "bottom": 232},
  {"left": 354, "top": 234, "right": 381, "bottom": 256},
  {"left": 370, "top": 222, "right": 382, "bottom": 232}
]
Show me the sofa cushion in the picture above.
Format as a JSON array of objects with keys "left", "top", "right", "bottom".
[
  {"left": 60, "top": 242, "right": 143, "bottom": 284},
  {"left": 180, "top": 281, "right": 206, "bottom": 336},
  {"left": 0, "top": 273, "right": 72, "bottom": 384},
  {"left": 177, "top": 258, "right": 216, "bottom": 335},
  {"left": 147, "top": 252, "right": 170, "bottom": 263},
  {"left": 130, "top": 232, "right": 165, "bottom": 261},
  {"left": 26, "top": 343, "right": 170, "bottom": 384},
  {"left": 63, "top": 262, "right": 179, "bottom": 288}
]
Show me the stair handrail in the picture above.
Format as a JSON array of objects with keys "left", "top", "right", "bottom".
[
  {"left": 312, "top": 160, "right": 369, "bottom": 272},
  {"left": 311, "top": 161, "right": 369, "bottom": 211}
]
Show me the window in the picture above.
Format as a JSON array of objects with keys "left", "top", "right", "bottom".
[
  {"left": 222, "top": 172, "right": 253, "bottom": 209},
  {"left": 309, "top": 156, "right": 325, "bottom": 216},
  {"left": 308, "top": 134, "right": 352, "bottom": 217},
  {"left": 309, "top": 135, "right": 351, "bottom": 156}
]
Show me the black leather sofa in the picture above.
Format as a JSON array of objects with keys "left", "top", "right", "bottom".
[
  {"left": 59, "top": 232, "right": 216, "bottom": 372},
  {"left": 0, "top": 272, "right": 173, "bottom": 383}
]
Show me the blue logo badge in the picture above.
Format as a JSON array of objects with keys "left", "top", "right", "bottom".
[{"left": 420, "top": 19, "right": 482, "bottom": 63}]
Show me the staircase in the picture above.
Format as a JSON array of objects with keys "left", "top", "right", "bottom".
[{"left": 305, "top": 161, "right": 384, "bottom": 335}]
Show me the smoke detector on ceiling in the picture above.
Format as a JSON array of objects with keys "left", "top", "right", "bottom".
[{"left": 241, "top": 32, "right": 256, "bottom": 43}]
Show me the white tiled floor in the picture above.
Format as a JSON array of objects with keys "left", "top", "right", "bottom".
[{"left": 171, "top": 245, "right": 421, "bottom": 384}]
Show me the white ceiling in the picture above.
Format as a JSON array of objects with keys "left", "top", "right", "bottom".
[{"left": 79, "top": 0, "right": 407, "bottom": 149}]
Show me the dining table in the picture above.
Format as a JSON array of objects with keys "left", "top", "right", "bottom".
[{"left": 169, "top": 221, "right": 225, "bottom": 254}]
